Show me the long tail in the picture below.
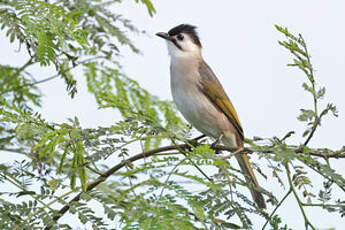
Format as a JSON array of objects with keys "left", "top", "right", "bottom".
[{"left": 235, "top": 154, "right": 266, "bottom": 209}]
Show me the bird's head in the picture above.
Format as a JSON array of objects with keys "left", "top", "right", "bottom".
[{"left": 156, "top": 24, "right": 202, "bottom": 59}]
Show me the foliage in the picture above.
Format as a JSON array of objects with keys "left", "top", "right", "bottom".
[{"left": 0, "top": 1, "right": 344, "bottom": 230}]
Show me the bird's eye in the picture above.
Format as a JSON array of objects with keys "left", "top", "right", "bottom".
[{"left": 177, "top": 34, "right": 184, "bottom": 41}]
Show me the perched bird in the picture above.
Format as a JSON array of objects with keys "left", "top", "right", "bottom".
[{"left": 156, "top": 24, "right": 266, "bottom": 209}]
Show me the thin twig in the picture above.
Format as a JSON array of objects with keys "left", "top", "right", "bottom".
[
  {"left": 13, "top": 57, "right": 34, "bottom": 76},
  {"left": 170, "top": 136, "right": 213, "bottom": 182},
  {"left": 2, "top": 56, "right": 106, "bottom": 95},
  {"left": 159, "top": 157, "right": 188, "bottom": 197},
  {"left": 301, "top": 202, "right": 344, "bottom": 207},
  {"left": 300, "top": 34, "right": 318, "bottom": 147},
  {"left": 23, "top": 190, "right": 74, "bottom": 223},
  {"left": 262, "top": 188, "right": 292, "bottom": 230},
  {"left": 1, "top": 171, "right": 57, "bottom": 230},
  {"left": 285, "top": 164, "right": 316, "bottom": 230}
]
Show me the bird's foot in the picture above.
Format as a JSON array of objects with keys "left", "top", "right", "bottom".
[
  {"left": 211, "top": 134, "right": 223, "bottom": 154},
  {"left": 221, "top": 146, "right": 244, "bottom": 159}
]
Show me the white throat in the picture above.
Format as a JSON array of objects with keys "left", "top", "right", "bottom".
[{"left": 166, "top": 40, "right": 201, "bottom": 62}]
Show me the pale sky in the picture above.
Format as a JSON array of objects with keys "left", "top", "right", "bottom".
[{"left": 1, "top": 0, "right": 345, "bottom": 229}]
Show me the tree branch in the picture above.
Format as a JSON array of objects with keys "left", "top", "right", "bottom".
[
  {"left": 44, "top": 140, "right": 345, "bottom": 229},
  {"left": 44, "top": 143, "right": 190, "bottom": 229}
]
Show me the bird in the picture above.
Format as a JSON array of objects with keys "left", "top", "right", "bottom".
[{"left": 156, "top": 24, "right": 266, "bottom": 209}]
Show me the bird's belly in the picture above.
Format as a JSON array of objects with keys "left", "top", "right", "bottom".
[{"left": 172, "top": 87, "right": 225, "bottom": 139}]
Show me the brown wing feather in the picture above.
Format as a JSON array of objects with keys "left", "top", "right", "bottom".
[
  {"left": 198, "top": 61, "right": 266, "bottom": 208},
  {"left": 198, "top": 61, "right": 244, "bottom": 140}
]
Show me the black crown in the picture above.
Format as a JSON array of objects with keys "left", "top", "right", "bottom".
[{"left": 168, "top": 24, "right": 201, "bottom": 47}]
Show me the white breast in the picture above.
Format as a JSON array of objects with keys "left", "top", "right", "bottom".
[{"left": 170, "top": 58, "right": 227, "bottom": 139}]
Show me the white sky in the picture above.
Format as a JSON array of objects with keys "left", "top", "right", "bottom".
[{"left": 1, "top": 0, "right": 345, "bottom": 229}]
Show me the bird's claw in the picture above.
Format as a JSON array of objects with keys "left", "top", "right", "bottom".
[
  {"left": 211, "top": 134, "right": 223, "bottom": 154},
  {"left": 211, "top": 142, "right": 221, "bottom": 154}
]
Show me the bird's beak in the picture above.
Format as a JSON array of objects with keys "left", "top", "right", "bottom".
[{"left": 156, "top": 32, "right": 171, "bottom": 41}]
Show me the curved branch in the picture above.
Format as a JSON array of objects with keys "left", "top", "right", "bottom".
[
  {"left": 44, "top": 143, "right": 190, "bottom": 230},
  {"left": 44, "top": 141, "right": 345, "bottom": 229}
]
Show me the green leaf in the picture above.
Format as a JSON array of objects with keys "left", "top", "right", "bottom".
[
  {"left": 221, "top": 222, "right": 242, "bottom": 229},
  {"left": 317, "top": 87, "right": 326, "bottom": 99},
  {"left": 302, "top": 82, "right": 313, "bottom": 94},
  {"left": 297, "top": 109, "right": 314, "bottom": 122},
  {"left": 136, "top": 0, "right": 156, "bottom": 16},
  {"left": 189, "top": 200, "right": 205, "bottom": 220}
]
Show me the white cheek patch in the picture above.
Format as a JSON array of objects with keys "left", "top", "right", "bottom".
[
  {"left": 183, "top": 39, "right": 199, "bottom": 53},
  {"left": 166, "top": 41, "right": 185, "bottom": 59},
  {"left": 166, "top": 36, "right": 200, "bottom": 61}
]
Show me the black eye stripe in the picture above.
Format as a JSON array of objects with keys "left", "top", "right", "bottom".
[{"left": 172, "top": 39, "right": 182, "bottom": 50}]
